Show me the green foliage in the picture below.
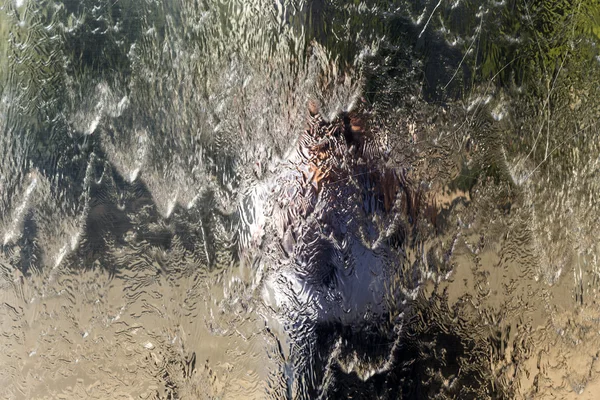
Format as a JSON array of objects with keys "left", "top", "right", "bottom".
[{"left": 476, "top": 0, "right": 599, "bottom": 92}]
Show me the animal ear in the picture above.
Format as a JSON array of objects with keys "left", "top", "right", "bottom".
[
  {"left": 349, "top": 114, "right": 364, "bottom": 134},
  {"left": 308, "top": 100, "right": 320, "bottom": 116},
  {"left": 381, "top": 168, "right": 400, "bottom": 212},
  {"left": 343, "top": 112, "right": 367, "bottom": 150}
]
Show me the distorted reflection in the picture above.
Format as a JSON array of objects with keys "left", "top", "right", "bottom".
[{"left": 1, "top": 0, "right": 599, "bottom": 399}]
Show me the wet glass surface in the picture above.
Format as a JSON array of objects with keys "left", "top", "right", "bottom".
[{"left": 1, "top": 0, "right": 600, "bottom": 398}]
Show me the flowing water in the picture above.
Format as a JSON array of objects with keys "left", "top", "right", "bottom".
[{"left": 1, "top": 0, "right": 600, "bottom": 399}]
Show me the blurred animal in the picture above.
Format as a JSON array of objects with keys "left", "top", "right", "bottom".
[{"left": 243, "top": 101, "right": 422, "bottom": 398}]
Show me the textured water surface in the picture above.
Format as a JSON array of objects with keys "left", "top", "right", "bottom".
[{"left": 1, "top": 0, "right": 600, "bottom": 399}]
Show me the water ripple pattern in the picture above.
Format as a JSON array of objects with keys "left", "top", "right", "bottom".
[{"left": 1, "top": 0, "right": 600, "bottom": 399}]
